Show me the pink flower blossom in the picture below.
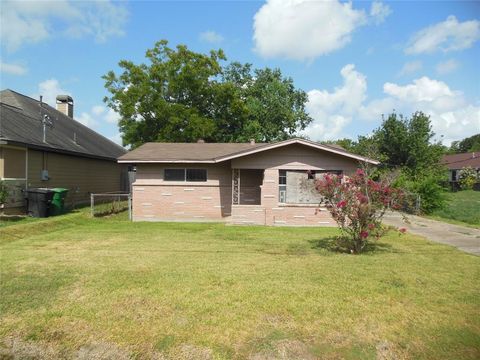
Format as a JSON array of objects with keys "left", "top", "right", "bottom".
[
  {"left": 360, "top": 231, "right": 369, "bottom": 239},
  {"left": 399, "top": 228, "right": 407, "bottom": 234},
  {"left": 336, "top": 200, "right": 347, "bottom": 208},
  {"left": 357, "top": 193, "right": 368, "bottom": 203}
]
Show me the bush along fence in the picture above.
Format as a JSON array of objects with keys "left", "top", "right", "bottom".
[{"left": 90, "top": 193, "right": 132, "bottom": 220}]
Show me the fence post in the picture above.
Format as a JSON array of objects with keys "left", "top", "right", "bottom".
[
  {"left": 128, "top": 193, "right": 132, "bottom": 221},
  {"left": 90, "top": 193, "right": 94, "bottom": 217}
]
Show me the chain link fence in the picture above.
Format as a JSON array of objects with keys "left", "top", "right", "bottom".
[{"left": 90, "top": 193, "right": 131, "bottom": 219}]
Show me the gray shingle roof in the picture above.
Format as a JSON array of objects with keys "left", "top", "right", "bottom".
[
  {"left": 118, "top": 142, "right": 267, "bottom": 162},
  {"left": 0, "top": 89, "right": 126, "bottom": 160},
  {"left": 442, "top": 152, "right": 480, "bottom": 170},
  {"left": 118, "top": 138, "right": 379, "bottom": 164}
]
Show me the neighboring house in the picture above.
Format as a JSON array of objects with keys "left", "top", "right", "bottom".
[
  {"left": 0, "top": 89, "right": 127, "bottom": 213},
  {"left": 442, "top": 152, "right": 480, "bottom": 187},
  {"left": 118, "top": 139, "right": 378, "bottom": 226}
]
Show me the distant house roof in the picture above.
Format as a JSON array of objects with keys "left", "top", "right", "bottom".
[
  {"left": 0, "top": 89, "right": 126, "bottom": 161},
  {"left": 442, "top": 152, "right": 480, "bottom": 170},
  {"left": 118, "top": 138, "right": 379, "bottom": 164}
]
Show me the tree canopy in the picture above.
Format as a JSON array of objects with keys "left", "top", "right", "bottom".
[
  {"left": 449, "top": 134, "right": 480, "bottom": 153},
  {"left": 327, "top": 112, "right": 444, "bottom": 176},
  {"left": 103, "top": 40, "right": 312, "bottom": 148},
  {"left": 374, "top": 112, "right": 444, "bottom": 176},
  {"left": 326, "top": 112, "right": 447, "bottom": 214}
]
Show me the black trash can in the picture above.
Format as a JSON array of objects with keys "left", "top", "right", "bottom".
[{"left": 25, "top": 188, "right": 54, "bottom": 218}]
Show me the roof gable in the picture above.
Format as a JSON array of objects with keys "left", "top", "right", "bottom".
[{"left": 215, "top": 138, "right": 379, "bottom": 164}]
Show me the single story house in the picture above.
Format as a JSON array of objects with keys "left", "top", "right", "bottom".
[
  {"left": 118, "top": 139, "right": 378, "bottom": 226},
  {"left": 0, "top": 89, "right": 127, "bottom": 213},
  {"left": 442, "top": 152, "right": 480, "bottom": 189}
]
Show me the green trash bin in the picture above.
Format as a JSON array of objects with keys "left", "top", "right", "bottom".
[{"left": 49, "top": 188, "right": 69, "bottom": 216}]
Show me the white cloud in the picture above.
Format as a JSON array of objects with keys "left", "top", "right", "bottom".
[
  {"left": 383, "top": 76, "right": 457, "bottom": 103},
  {"left": 303, "top": 64, "right": 367, "bottom": 140},
  {"left": 305, "top": 64, "right": 480, "bottom": 144},
  {"left": 0, "top": 60, "right": 27, "bottom": 75},
  {"left": 76, "top": 112, "right": 99, "bottom": 128},
  {"left": 435, "top": 59, "right": 459, "bottom": 75},
  {"left": 92, "top": 105, "right": 106, "bottom": 116},
  {"left": 104, "top": 108, "right": 120, "bottom": 124},
  {"left": 370, "top": 1, "right": 391, "bottom": 25},
  {"left": 366, "top": 76, "right": 479, "bottom": 144},
  {"left": 36, "top": 79, "right": 70, "bottom": 107},
  {"left": 108, "top": 132, "right": 123, "bottom": 146},
  {"left": 81, "top": 105, "right": 120, "bottom": 126},
  {"left": 253, "top": 0, "right": 367, "bottom": 61},
  {"left": 199, "top": 30, "right": 224, "bottom": 44},
  {"left": 0, "top": 0, "right": 128, "bottom": 52},
  {"left": 405, "top": 16, "right": 480, "bottom": 55},
  {"left": 397, "top": 60, "right": 422, "bottom": 77}
]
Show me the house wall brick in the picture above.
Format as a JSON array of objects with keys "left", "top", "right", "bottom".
[
  {"left": 131, "top": 144, "right": 362, "bottom": 226},
  {"left": 229, "top": 167, "right": 336, "bottom": 226},
  {"left": 133, "top": 163, "right": 232, "bottom": 221}
]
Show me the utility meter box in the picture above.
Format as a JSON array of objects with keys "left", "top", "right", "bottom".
[{"left": 41, "top": 169, "right": 49, "bottom": 181}]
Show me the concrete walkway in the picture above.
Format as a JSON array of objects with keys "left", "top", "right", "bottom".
[{"left": 383, "top": 212, "right": 480, "bottom": 256}]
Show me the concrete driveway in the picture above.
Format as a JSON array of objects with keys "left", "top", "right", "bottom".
[{"left": 383, "top": 212, "right": 480, "bottom": 256}]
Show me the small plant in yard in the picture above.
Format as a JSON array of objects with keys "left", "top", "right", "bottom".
[
  {"left": 0, "top": 180, "right": 8, "bottom": 208},
  {"left": 458, "top": 166, "right": 478, "bottom": 190},
  {"left": 316, "top": 169, "right": 403, "bottom": 254}
]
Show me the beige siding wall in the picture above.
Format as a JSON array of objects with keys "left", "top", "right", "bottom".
[
  {"left": 1, "top": 146, "right": 27, "bottom": 179},
  {"left": 1, "top": 146, "right": 27, "bottom": 210},
  {"left": 231, "top": 143, "right": 360, "bottom": 173},
  {"left": 27, "top": 150, "right": 125, "bottom": 206},
  {"left": 0, "top": 147, "right": 3, "bottom": 179}
]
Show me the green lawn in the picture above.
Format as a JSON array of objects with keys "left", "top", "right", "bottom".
[
  {"left": 0, "top": 211, "right": 479, "bottom": 359},
  {"left": 429, "top": 190, "right": 480, "bottom": 228}
]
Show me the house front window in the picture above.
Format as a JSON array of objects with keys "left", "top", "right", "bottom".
[
  {"left": 278, "top": 170, "right": 342, "bottom": 204},
  {"left": 451, "top": 170, "right": 457, "bottom": 181},
  {"left": 164, "top": 168, "right": 207, "bottom": 182},
  {"left": 186, "top": 169, "right": 207, "bottom": 182}
]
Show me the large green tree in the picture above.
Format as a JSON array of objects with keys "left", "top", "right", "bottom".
[
  {"left": 373, "top": 112, "right": 444, "bottom": 177},
  {"left": 103, "top": 41, "right": 312, "bottom": 148},
  {"left": 222, "top": 62, "right": 312, "bottom": 142},
  {"left": 373, "top": 112, "right": 446, "bottom": 213}
]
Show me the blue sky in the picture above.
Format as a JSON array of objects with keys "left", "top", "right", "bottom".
[{"left": 1, "top": 0, "right": 479, "bottom": 146}]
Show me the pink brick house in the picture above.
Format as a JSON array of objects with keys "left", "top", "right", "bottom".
[{"left": 118, "top": 138, "right": 378, "bottom": 226}]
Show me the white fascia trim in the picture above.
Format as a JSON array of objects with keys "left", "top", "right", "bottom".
[{"left": 118, "top": 160, "right": 215, "bottom": 164}]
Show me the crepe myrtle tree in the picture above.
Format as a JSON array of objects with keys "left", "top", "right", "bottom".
[{"left": 316, "top": 169, "right": 404, "bottom": 254}]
